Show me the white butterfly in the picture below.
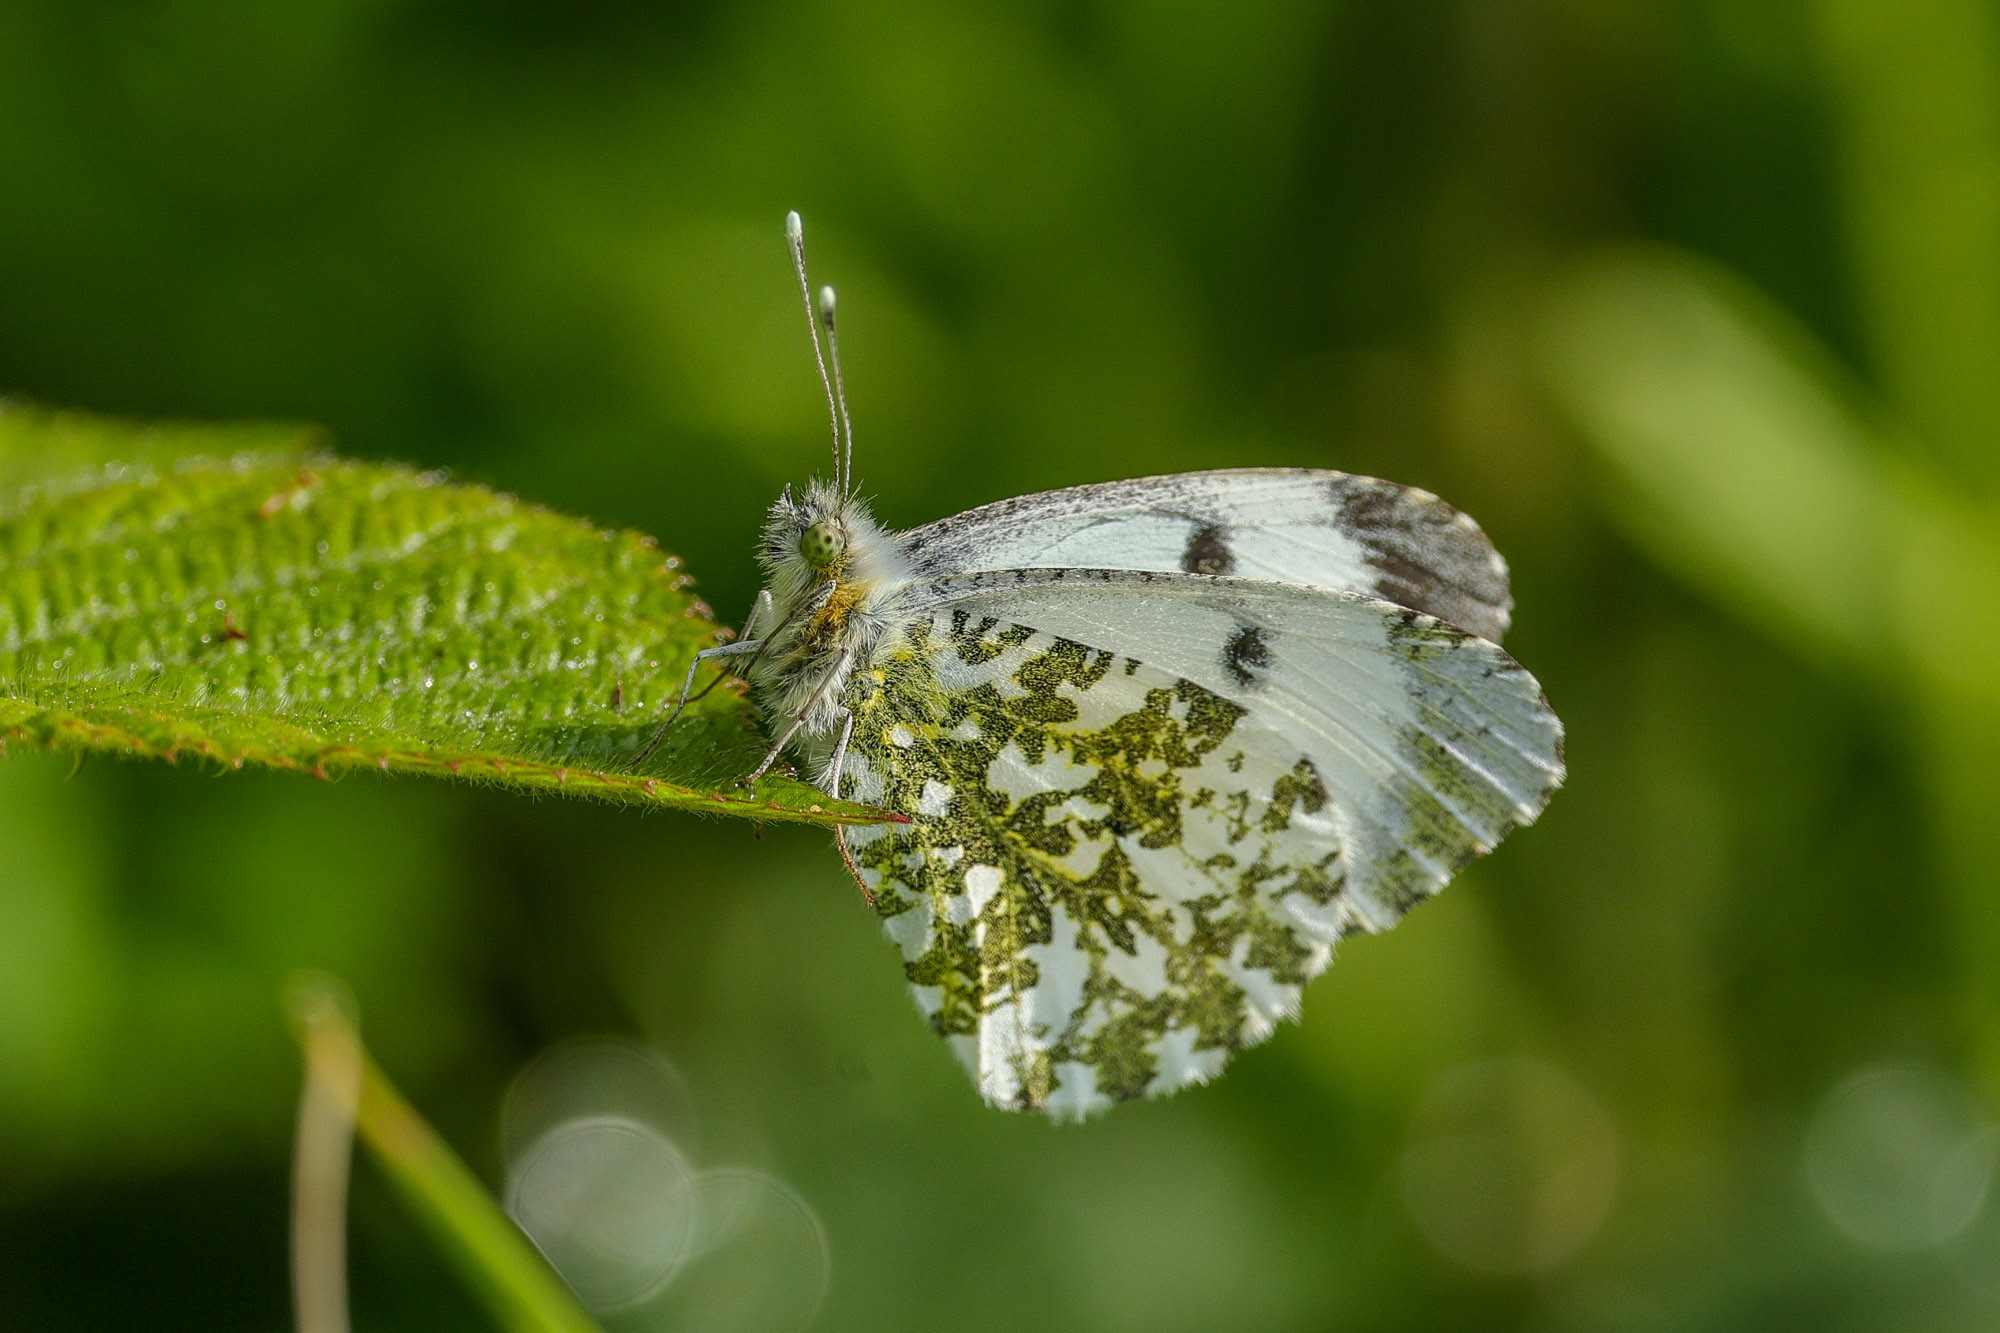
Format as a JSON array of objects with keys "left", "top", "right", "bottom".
[{"left": 638, "top": 213, "right": 1564, "bottom": 1118}]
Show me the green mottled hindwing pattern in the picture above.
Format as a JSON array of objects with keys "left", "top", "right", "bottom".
[{"left": 839, "top": 609, "right": 1365, "bottom": 1118}]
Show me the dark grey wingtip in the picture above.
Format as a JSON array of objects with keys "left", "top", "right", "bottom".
[{"left": 1328, "top": 474, "right": 1513, "bottom": 643}]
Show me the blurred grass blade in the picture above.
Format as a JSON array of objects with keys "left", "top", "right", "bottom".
[
  {"left": 287, "top": 974, "right": 601, "bottom": 1333},
  {"left": 0, "top": 402, "right": 888, "bottom": 827},
  {"left": 1535, "top": 247, "right": 1893, "bottom": 674},
  {"left": 291, "top": 977, "right": 364, "bottom": 1333},
  {"left": 1812, "top": 0, "right": 2000, "bottom": 491},
  {"left": 1540, "top": 246, "right": 2000, "bottom": 1081},
  {"left": 1538, "top": 247, "right": 2000, "bottom": 710}
]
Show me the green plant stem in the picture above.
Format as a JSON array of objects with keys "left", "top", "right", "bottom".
[
  {"left": 287, "top": 978, "right": 600, "bottom": 1333},
  {"left": 354, "top": 1059, "right": 602, "bottom": 1333},
  {"left": 292, "top": 979, "right": 362, "bottom": 1333}
]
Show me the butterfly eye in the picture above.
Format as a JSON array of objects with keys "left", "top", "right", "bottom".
[{"left": 799, "top": 519, "right": 845, "bottom": 571}]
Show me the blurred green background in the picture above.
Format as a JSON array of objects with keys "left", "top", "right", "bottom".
[{"left": 5, "top": 1, "right": 2000, "bottom": 1328}]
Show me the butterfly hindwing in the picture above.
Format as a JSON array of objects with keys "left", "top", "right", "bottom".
[
  {"left": 896, "top": 468, "right": 1515, "bottom": 642},
  {"left": 837, "top": 571, "right": 1562, "bottom": 1117},
  {"left": 839, "top": 615, "right": 1351, "bottom": 1117}
]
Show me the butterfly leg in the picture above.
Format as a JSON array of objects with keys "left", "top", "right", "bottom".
[
  {"left": 744, "top": 711, "right": 808, "bottom": 784},
  {"left": 822, "top": 705, "right": 855, "bottom": 799},
  {"left": 628, "top": 638, "right": 763, "bottom": 769},
  {"left": 743, "top": 651, "right": 853, "bottom": 785},
  {"left": 741, "top": 587, "right": 777, "bottom": 638},
  {"left": 820, "top": 706, "right": 877, "bottom": 906},
  {"left": 834, "top": 825, "right": 876, "bottom": 909}
]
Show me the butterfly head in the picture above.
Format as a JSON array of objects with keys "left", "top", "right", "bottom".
[
  {"left": 758, "top": 477, "right": 907, "bottom": 644},
  {"left": 766, "top": 479, "right": 852, "bottom": 578},
  {"left": 799, "top": 516, "right": 846, "bottom": 572}
]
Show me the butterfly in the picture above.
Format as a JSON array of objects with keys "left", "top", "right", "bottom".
[{"left": 636, "top": 213, "right": 1564, "bottom": 1119}]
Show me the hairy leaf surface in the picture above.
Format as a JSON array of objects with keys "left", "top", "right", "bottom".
[{"left": 0, "top": 403, "right": 882, "bottom": 826}]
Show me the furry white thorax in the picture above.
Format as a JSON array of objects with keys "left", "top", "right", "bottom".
[{"left": 746, "top": 477, "right": 914, "bottom": 774}]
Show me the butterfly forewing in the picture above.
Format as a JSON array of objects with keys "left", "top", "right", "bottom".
[
  {"left": 837, "top": 571, "right": 1562, "bottom": 1117},
  {"left": 897, "top": 468, "right": 1515, "bottom": 642}
]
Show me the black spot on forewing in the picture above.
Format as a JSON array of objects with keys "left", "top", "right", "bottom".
[
  {"left": 1222, "top": 624, "right": 1271, "bottom": 688},
  {"left": 1330, "top": 475, "right": 1513, "bottom": 643},
  {"left": 1181, "top": 524, "right": 1235, "bottom": 576}
]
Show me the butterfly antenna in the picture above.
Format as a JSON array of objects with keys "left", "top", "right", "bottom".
[
  {"left": 786, "top": 211, "right": 843, "bottom": 489},
  {"left": 819, "top": 285, "right": 855, "bottom": 494}
]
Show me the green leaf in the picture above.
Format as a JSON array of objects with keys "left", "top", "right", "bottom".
[{"left": 0, "top": 402, "right": 886, "bottom": 827}]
